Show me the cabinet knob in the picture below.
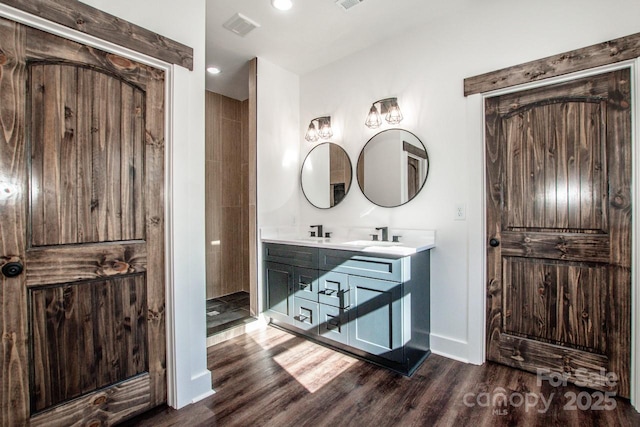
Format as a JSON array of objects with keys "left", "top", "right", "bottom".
[{"left": 489, "top": 238, "right": 500, "bottom": 247}]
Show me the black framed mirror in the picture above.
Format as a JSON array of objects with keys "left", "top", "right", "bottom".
[
  {"left": 301, "top": 142, "right": 353, "bottom": 209},
  {"left": 356, "top": 129, "right": 429, "bottom": 207}
]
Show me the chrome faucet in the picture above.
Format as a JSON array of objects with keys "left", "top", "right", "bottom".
[
  {"left": 375, "top": 227, "right": 389, "bottom": 242},
  {"left": 310, "top": 224, "right": 323, "bottom": 238}
]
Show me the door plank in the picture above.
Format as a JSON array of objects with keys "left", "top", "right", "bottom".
[
  {"left": 501, "top": 231, "right": 610, "bottom": 262},
  {"left": 76, "top": 68, "right": 94, "bottom": 243},
  {"left": 143, "top": 74, "right": 166, "bottom": 407},
  {"left": 29, "top": 374, "right": 152, "bottom": 427},
  {"left": 30, "top": 64, "right": 46, "bottom": 245},
  {"left": 77, "top": 281, "right": 96, "bottom": 394},
  {"left": 105, "top": 77, "right": 123, "bottom": 241},
  {"left": 0, "top": 19, "right": 29, "bottom": 426},
  {"left": 59, "top": 65, "right": 79, "bottom": 244},
  {"left": 42, "top": 65, "right": 63, "bottom": 245},
  {"left": 25, "top": 242, "right": 146, "bottom": 286},
  {"left": 497, "top": 334, "right": 612, "bottom": 392}
]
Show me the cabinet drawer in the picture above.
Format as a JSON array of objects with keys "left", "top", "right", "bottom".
[
  {"left": 293, "top": 267, "right": 319, "bottom": 301},
  {"left": 318, "top": 271, "right": 350, "bottom": 308},
  {"left": 264, "top": 243, "right": 319, "bottom": 269},
  {"left": 319, "top": 249, "right": 404, "bottom": 282},
  {"left": 293, "top": 297, "right": 319, "bottom": 335},
  {"left": 319, "top": 304, "right": 349, "bottom": 345}
]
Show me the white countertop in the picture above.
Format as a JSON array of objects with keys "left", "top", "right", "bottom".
[{"left": 260, "top": 227, "right": 435, "bottom": 256}]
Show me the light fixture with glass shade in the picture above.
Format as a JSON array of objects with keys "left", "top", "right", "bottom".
[
  {"left": 304, "top": 116, "right": 333, "bottom": 143},
  {"left": 365, "top": 97, "right": 403, "bottom": 129}
]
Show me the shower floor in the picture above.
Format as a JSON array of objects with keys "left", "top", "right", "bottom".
[{"left": 206, "top": 291, "right": 253, "bottom": 336}]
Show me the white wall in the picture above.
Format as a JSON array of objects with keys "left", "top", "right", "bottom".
[
  {"left": 297, "top": 0, "right": 640, "bottom": 364},
  {"left": 257, "top": 58, "right": 302, "bottom": 228},
  {"left": 80, "top": 0, "right": 211, "bottom": 408}
]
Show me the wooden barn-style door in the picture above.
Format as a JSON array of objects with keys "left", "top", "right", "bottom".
[
  {"left": 0, "top": 16, "right": 166, "bottom": 425},
  {"left": 485, "top": 69, "right": 632, "bottom": 398}
]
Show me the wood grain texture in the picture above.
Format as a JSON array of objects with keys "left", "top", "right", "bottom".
[
  {"left": 497, "top": 334, "right": 612, "bottom": 392},
  {"left": 124, "top": 326, "right": 640, "bottom": 427},
  {"left": 501, "top": 232, "right": 610, "bottom": 263},
  {"left": 142, "top": 71, "right": 165, "bottom": 408},
  {"left": 502, "top": 101, "right": 605, "bottom": 232},
  {"left": 30, "top": 374, "right": 151, "bottom": 427},
  {"left": 485, "top": 69, "right": 632, "bottom": 397},
  {"left": 30, "top": 276, "right": 148, "bottom": 412},
  {"left": 0, "top": 18, "right": 29, "bottom": 427},
  {"left": 464, "top": 31, "right": 640, "bottom": 95},
  {"left": 30, "top": 64, "right": 146, "bottom": 245},
  {"left": 25, "top": 242, "right": 147, "bottom": 286},
  {"left": 503, "top": 257, "right": 607, "bottom": 352},
  {"left": 0, "top": 0, "right": 193, "bottom": 70},
  {"left": 0, "top": 14, "right": 166, "bottom": 423}
]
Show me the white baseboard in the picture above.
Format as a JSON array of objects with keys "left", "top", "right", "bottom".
[
  {"left": 188, "top": 370, "right": 214, "bottom": 405},
  {"left": 191, "top": 389, "right": 216, "bottom": 404},
  {"left": 430, "top": 333, "right": 474, "bottom": 364}
]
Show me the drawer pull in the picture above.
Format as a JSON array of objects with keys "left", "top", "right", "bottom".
[
  {"left": 297, "top": 315, "right": 309, "bottom": 322},
  {"left": 299, "top": 282, "right": 310, "bottom": 289}
]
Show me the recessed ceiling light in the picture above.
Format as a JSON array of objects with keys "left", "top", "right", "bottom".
[
  {"left": 207, "top": 67, "right": 221, "bottom": 75},
  {"left": 271, "top": 0, "right": 293, "bottom": 11}
]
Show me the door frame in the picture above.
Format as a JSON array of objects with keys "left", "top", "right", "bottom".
[
  {"left": 0, "top": 3, "right": 201, "bottom": 410},
  {"left": 467, "top": 59, "right": 640, "bottom": 408}
]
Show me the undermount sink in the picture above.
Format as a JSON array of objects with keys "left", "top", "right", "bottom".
[{"left": 342, "top": 240, "right": 400, "bottom": 247}]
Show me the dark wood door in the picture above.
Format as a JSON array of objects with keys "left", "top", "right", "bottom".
[
  {"left": 0, "top": 17, "right": 166, "bottom": 425},
  {"left": 485, "top": 69, "right": 631, "bottom": 397}
]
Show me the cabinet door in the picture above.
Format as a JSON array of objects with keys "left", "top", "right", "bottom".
[
  {"left": 348, "top": 276, "right": 403, "bottom": 362},
  {"left": 265, "top": 261, "right": 294, "bottom": 322}
]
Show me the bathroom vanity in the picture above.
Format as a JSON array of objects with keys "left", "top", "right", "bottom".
[{"left": 262, "top": 234, "right": 433, "bottom": 375}]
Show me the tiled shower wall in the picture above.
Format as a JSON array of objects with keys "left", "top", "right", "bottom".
[{"left": 205, "top": 91, "right": 250, "bottom": 299}]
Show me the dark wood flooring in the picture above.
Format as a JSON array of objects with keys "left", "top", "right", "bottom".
[{"left": 122, "top": 326, "right": 640, "bottom": 427}]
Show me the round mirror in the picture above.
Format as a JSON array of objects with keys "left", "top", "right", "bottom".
[
  {"left": 301, "top": 142, "right": 353, "bottom": 209},
  {"left": 356, "top": 129, "right": 429, "bottom": 207}
]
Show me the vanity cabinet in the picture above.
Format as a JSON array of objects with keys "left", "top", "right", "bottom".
[{"left": 263, "top": 242, "right": 431, "bottom": 375}]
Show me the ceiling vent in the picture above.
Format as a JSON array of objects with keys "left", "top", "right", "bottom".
[
  {"left": 223, "top": 13, "right": 260, "bottom": 37},
  {"left": 335, "top": 0, "right": 364, "bottom": 11}
]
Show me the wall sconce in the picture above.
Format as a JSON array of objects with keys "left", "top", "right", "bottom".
[
  {"left": 365, "top": 97, "right": 403, "bottom": 129},
  {"left": 304, "top": 116, "right": 333, "bottom": 143}
]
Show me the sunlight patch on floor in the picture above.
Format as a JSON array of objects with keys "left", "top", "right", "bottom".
[{"left": 272, "top": 340, "right": 358, "bottom": 393}]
